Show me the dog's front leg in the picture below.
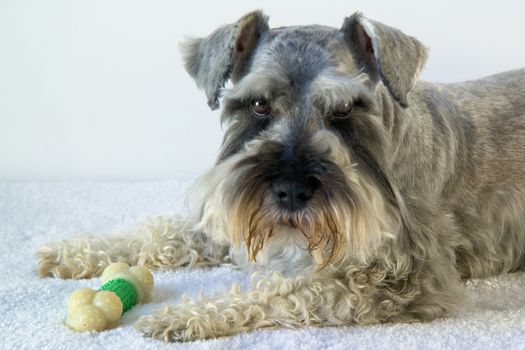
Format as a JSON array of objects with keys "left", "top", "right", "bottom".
[
  {"left": 37, "top": 215, "right": 228, "bottom": 279},
  {"left": 135, "top": 272, "right": 379, "bottom": 342}
]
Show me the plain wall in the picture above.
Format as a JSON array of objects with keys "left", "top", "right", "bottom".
[{"left": 1, "top": 0, "right": 524, "bottom": 181}]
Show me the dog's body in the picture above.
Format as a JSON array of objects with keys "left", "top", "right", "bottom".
[{"left": 37, "top": 11, "right": 525, "bottom": 342}]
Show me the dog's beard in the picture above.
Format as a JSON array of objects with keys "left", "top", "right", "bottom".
[
  {"left": 227, "top": 165, "right": 398, "bottom": 267},
  {"left": 190, "top": 133, "right": 400, "bottom": 268},
  {"left": 230, "top": 188, "right": 346, "bottom": 266}
]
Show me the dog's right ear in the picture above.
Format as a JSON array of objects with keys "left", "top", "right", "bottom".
[
  {"left": 341, "top": 13, "right": 428, "bottom": 107},
  {"left": 180, "top": 11, "right": 269, "bottom": 110}
]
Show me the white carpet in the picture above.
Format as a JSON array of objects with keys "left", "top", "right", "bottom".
[{"left": 1, "top": 181, "right": 525, "bottom": 350}]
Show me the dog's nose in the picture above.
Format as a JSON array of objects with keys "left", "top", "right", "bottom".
[{"left": 272, "top": 178, "right": 318, "bottom": 211}]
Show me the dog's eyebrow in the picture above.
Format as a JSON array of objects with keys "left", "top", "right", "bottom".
[
  {"left": 222, "top": 71, "right": 291, "bottom": 102},
  {"left": 308, "top": 71, "right": 375, "bottom": 112}
]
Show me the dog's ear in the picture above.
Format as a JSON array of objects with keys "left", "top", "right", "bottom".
[
  {"left": 342, "top": 13, "right": 428, "bottom": 107},
  {"left": 180, "top": 11, "right": 269, "bottom": 110}
]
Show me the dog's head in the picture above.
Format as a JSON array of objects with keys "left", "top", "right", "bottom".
[{"left": 181, "top": 11, "right": 427, "bottom": 268}]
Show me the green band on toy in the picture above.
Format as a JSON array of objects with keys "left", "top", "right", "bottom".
[{"left": 99, "top": 278, "right": 137, "bottom": 313}]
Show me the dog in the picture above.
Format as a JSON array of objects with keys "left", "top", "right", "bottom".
[{"left": 37, "top": 10, "right": 525, "bottom": 342}]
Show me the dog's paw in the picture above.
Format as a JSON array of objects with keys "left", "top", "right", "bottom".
[
  {"left": 36, "top": 242, "right": 74, "bottom": 278},
  {"left": 36, "top": 238, "right": 108, "bottom": 279},
  {"left": 135, "top": 305, "right": 216, "bottom": 342}
]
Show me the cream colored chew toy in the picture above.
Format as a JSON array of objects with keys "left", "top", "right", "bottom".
[{"left": 66, "top": 262, "right": 154, "bottom": 332}]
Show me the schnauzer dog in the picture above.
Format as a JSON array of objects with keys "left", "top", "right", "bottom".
[{"left": 37, "top": 11, "right": 525, "bottom": 342}]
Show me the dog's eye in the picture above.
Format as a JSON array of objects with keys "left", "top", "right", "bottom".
[
  {"left": 249, "top": 98, "right": 271, "bottom": 117},
  {"left": 331, "top": 102, "right": 353, "bottom": 119}
]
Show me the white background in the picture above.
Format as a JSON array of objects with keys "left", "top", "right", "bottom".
[{"left": 1, "top": 0, "right": 524, "bottom": 181}]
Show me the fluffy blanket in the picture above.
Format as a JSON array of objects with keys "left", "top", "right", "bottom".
[{"left": 1, "top": 181, "right": 524, "bottom": 350}]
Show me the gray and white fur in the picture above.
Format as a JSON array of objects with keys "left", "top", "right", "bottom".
[{"left": 37, "top": 10, "right": 525, "bottom": 342}]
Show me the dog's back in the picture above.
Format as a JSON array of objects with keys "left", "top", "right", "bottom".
[
  {"left": 434, "top": 68, "right": 525, "bottom": 190},
  {"left": 410, "top": 69, "right": 525, "bottom": 278}
]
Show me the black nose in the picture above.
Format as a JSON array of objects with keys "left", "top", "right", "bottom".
[{"left": 272, "top": 178, "right": 318, "bottom": 211}]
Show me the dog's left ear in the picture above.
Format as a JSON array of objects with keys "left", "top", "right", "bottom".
[
  {"left": 180, "top": 11, "right": 269, "bottom": 110},
  {"left": 342, "top": 13, "right": 428, "bottom": 107}
]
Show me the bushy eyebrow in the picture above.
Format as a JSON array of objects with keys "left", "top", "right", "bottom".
[
  {"left": 222, "top": 71, "right": 291, "bottom": 103},
  {"left": 308, "top": 71, "right": 376, "bottom": 114},
  {"left": 221, "top": 69, "right": 376, "bottom": 120}
]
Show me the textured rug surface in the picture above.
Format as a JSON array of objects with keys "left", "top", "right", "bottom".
[{"left": 1, "top": 181, "right": 525, "bottom": 350}]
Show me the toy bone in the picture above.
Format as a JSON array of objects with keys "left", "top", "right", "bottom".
[{"left": 66, "top": 262, "right": 154, "bottom": 332}]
